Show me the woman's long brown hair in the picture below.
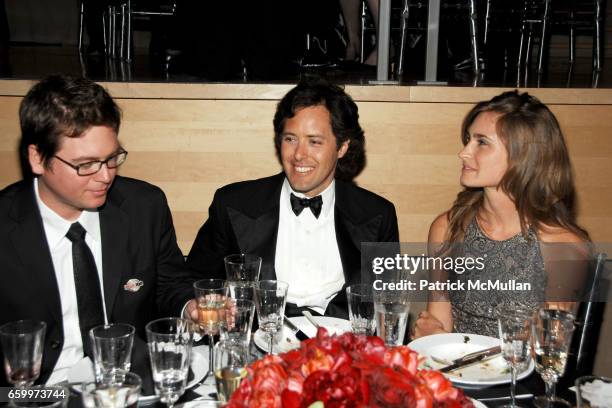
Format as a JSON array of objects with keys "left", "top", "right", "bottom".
[{"left": 446, "top": 90, "right": 590, "bottom": 244}]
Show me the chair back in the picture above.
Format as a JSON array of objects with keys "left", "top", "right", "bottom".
[{"left": 575, "top": 252, "right": 608, "bottom": 372}]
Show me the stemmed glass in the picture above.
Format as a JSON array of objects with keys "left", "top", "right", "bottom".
[
  {"left": 498, "top": 308, "right": 533, "bottom": 408},
  {"left": 145, "top": 317, "right": 193, "bottom": 408},
  {"left": 0, "top": 320, "right": 46, "bottom": 388},
  {"left": 193, "top": 279, "right": 228, "bottom": 383},
  {"left": 254, "top": 280, "right": 289, "bottom": 354},
  {"left": 532, "top": 308, "right": 576, "bottom": 408}
]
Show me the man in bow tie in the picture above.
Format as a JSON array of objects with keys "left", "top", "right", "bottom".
[
  {"left": 0, "top": 75, "right": 193, "bottom": 387},
  {"left": 187, "top": 79, "right": 399, "bottom": 318}
]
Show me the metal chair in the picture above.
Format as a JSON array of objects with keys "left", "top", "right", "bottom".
[
  {"left": 573, "top": 252, "right": 608, "bottom": 376},
  {"left": 394, "top": 0, "right": 481, "bottom": 77},
  {"left": 550, "top": 0, "right": 605, "bottom": 73},
  {"left": 117, "top": 0, "right": 177, "bottom": 61},
  {"left": 78, "top": 0, "right": 109, "bottom": 54}
]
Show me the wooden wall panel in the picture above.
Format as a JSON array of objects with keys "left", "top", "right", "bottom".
[{"left": 1, "top": 87, "right": 611, "bottom": 252}]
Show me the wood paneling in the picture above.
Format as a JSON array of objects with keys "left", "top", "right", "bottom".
[{"left": 1, "top": 84, "right": 612, "bottom": 251}]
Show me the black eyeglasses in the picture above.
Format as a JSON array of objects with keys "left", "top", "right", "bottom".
[{"left": 53, "top": 150, "right": 128, "bottom": 176}]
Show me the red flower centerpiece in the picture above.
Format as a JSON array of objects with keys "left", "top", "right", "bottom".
[{"left": 226, "top": 328, "right": 474, "bottom": 408}]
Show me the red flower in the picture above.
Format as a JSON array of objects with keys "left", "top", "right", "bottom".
[{"left": 228, "top": 328, "right": 473, "bottom": 408}]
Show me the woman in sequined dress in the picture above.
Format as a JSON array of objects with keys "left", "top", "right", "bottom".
[{"left": 413, "top": 91, "right": 590, "bottom": 338}]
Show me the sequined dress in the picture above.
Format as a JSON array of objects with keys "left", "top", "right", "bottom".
[{"left": 449, "top": 218, "right": 546, "bottom": 337}]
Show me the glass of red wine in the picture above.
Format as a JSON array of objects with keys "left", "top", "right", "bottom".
[{"left": 0, "top": 320, "right": 46, "bottom": 387}]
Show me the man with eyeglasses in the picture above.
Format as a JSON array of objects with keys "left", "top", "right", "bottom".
[{"left": 0, "top": 75, "right": 193, "bottom": 388}]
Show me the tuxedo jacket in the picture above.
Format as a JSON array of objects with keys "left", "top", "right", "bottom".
[
  {"left": 0, "top": 176, "right": 194, "bottom": 386},
  {"left": 186, "top": 173, "right": 399, "bottom": 318}
]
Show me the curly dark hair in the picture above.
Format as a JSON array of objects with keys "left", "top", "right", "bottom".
[
  {"left": 273, "top": 78, "right": 365, "bottom": 181},
  {"left": 19, "top": 74, "right": 121, "bottom": 177}
]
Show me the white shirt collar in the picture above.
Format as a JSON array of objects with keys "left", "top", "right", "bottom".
[
  {"left": 33, "top": 178, "right": 101, "bottom": 250},
  {"left": 283, "top": 178, "right": 335, "bottom": 220}
]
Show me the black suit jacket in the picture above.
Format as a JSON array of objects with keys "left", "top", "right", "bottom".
[
  {"left": 0, "top": 176, "right": 194, "bottom": 387},
  {"left": 186, "top": 173, "right": 399, "bottom": 318}
]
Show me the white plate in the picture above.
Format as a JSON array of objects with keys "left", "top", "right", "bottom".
[
  {"left": 67, "top": 345, "right": 208, "bottom": 403},
  {"left": 253, "top": 316, "right": 352, "bottom": 354},
  {"left": 471, "top": 398, "right": 487, "bottom": 408},
  {"left": 408, "top": 333, "right": 535, "bottom": 387}
]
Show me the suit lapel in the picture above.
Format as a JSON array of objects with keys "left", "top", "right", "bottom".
[
  {"left": 228, "top": 175, "right": 283, "bottom": 281},
  {"left": 99, "top": 188, "right": 129, "bottom": 317},
  {"left": 9, "top": 182, "right": 62, "bottom": 323},
  {"left": 335, "top": 181, "right": 383, "bottom": 285}
]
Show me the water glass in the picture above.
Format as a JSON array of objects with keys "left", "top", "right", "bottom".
[
  {"left": 227, "top": 280, "right": 256, "bottom": 302},
  {"left": 213, "top": 340, "right": 249, "bottom": 402},
  {"left": 346, "top": 284, "right": 376, "bottom": 336},
  {"left": 220, "top": 299, "right": 255, "bottom": 346},
  {"left": 81, "top": 372, "right": 141, "bottom": 408},
  {"left": 0, "top": 320, "right": 46, "bottom": 387},
  {"left": 224, "top": 254, "right": 262, "bottom": 282},
  {"left": 374, "top": 291, "right": 411, "bottom": 345},
  {"left": 532, "top": 309, "right": 575, "bottom": 408},
  {"left": 498, "top": 308, "right": 533, "bottom": 408},
  {"left": 145, "top": 318, "right": 194, "bottom": 408},
  {"left": 89, "top": 323, "right": 135, "bottom": 384},
  {"left": 575, "top": 375, "right": 612, "bottom": 408},
  {"left": 254, "top": 280, "right": 289, "bottom": 354}
]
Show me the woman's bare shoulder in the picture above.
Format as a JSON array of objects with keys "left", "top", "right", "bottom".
[
  {"left": 538, "top": 225, "right": 587, "bottom": 244},
  {"left": 429, "top": 211, "right": 450, "bottom": 243}
]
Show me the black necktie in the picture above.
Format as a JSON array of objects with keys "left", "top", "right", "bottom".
[
  {"left": 65, "top": 222, "right": 104, "bottom": 357},
  {"left": 290, "top": 193, "right": 323, "bottom": 218}
]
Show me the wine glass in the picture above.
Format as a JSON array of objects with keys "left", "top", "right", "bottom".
[
  {"left": 498, "top": 308, "right": 533, "bottom": 408},
  {"left": 532, "top": 308, "right": 576, "bottom": 408},
  {"left": 254, "top": 280, "right": 289, "bottom": 354},
  {"left": 193, "top": 279, "right": 228, "bottom": 383},
  {"left": 145, "top": 317, "right": 193, "bottom": 408},
  {"left": 220, "top": 299, "right": 255, "bottom": 346},
  {"left": 213, "top": 339, "right": 250, "bottom": 402},
  {"left": 0, "top": 320, "right": 46, "bottom": 388}
]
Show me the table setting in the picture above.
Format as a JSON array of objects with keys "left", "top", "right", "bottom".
[{"left": 1, "top": 253, "right": 610, "bottom": 408}]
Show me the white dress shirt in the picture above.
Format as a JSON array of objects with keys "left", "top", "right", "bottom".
[
  {"left": 275, "top": 179, "right": 344, "bottom": 314},
  {"left": 33, "top": 178, "right": 108, "bottom": 385}
]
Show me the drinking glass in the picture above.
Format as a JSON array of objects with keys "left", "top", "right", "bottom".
[
  {"left": 81, "top": 371, "right": 141, "bottom": 408},
  {"left": 0, "top": 320, "right": 46, "bottom": 387},
  {"left": 374, "top": 290, "right": 411, "bottom": 345},
  {"left": 575, "top": 375, "right": 612, "bottom": 408},
  {"left": 532, "top": 309, "right": 576, "bottom": 408},
  {"left": 227, "top": 280, "right": 256, "bottom": 302},
  {"left": 346, "top": 284, "right": 376, "bottom": 335},
  {"left": 498, "top": 308, "right": 533, "bottom": 408},
  {"left": 220, "top": 299, "right": 255, "bottom": 346},
  {"left": 89, "top": 323, "right": 135, "bottom": 384},
  {"left": 213, "top": 340, "right": 249, "bottom": 403},
  {"left": 254, "top": 280, "right": 289, "bottom": 354},
  {"left": 145, "top": 317, "right": 194, "bottom": 408},
  {"left": 193, "top": 279, "right": 228, "bottom": 383},
  {"left": 224, "top": 254, "right": 262, "bottom": 282}
]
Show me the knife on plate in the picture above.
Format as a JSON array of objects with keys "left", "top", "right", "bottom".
[
  {"left": 283, "top": 316, "right": 310, "bottom": 341},
  {"left": 453, "top": 345, "right": 501, "bottom": 364},
  {"left": 439, "top": 346, "right": 502, "bottom": 373}
]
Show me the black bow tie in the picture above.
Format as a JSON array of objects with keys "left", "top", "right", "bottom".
[{"left": 290, "top": 193, "right": 323, "bottom": 218}]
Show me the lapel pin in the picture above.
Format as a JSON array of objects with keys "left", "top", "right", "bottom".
[{"left": 124, "top": 279, "right": 144, "bottom": 292}]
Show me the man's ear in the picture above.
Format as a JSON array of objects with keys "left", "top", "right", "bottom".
[
  {"left": 28, "top": 145, "right": 45, "bottom": 176},
  {"left": 337, "top": 140, "right": 350, "bottom": 159}
]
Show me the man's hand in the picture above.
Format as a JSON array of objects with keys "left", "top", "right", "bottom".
[{"left": 413, "top": 311, "right": 448, "bottom": 339}]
